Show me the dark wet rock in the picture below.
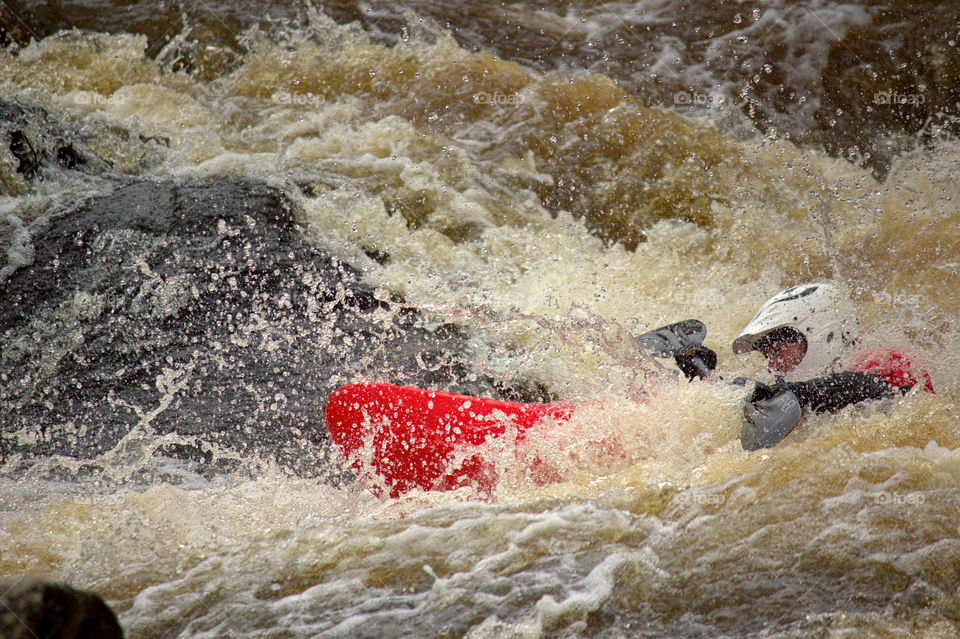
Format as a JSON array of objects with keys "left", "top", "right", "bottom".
[
  {"left": 0, "top": 578, "right": 123, "bottom": 639},
  {"left": 8, "top": 130, "right": 44, "bottom": 178},
  {"left": 0, "top": 177, "right": 542, "bottom": 476},
  {"left": 0, "top": 98, "right": 165, "bottom": 196},
  {"left": 1, "top": 101, "right": 94, "bottom": 184}
]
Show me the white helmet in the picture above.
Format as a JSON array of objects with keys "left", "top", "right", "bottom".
[{"left": 732, "top": 282, "right": 860, "bottom": 380}]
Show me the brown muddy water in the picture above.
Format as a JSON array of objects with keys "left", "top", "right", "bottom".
[{"left": 1, "top": 1, "right": 959, "bottom": 637}]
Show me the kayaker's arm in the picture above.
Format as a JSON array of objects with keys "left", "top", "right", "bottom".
[
  {"left": 749, "top": 371, "right": 907, "bottom": 414},
  {"left": 786, "top": 371, "right": 907, "bottom": 413}
]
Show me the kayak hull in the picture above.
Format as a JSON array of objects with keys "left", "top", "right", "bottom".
[{"left": 325, "top": 382, "right": 574, "bottom": 497}]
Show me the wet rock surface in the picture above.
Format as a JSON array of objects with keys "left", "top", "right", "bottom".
[
  {"left": 1, "top": 97, "right": 165, "bottom": 197},
  {"left": 0, "top": 177, "right": 538, "bottom": 476},
  {"left": 0, "top": 578, "right": 123, "bottom": 639},
  {"left": 1, "top": 100, "right": 95, "bottom": 195},
  {"left": 1, "top": 101, "right": 88, "bottom": 180}
]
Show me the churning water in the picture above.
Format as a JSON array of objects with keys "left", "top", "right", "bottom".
[{"left": 1, "top": 1, "right": 959, "bottom": 636}]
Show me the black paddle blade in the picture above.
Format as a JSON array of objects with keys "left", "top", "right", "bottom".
[
  {"left": 741, "top": 387, "right": 802, "bottom": 451},
  {"left": 636, "top": 319, "right": 707, "bottom": 358}
]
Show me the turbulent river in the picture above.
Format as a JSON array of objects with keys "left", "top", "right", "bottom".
[{"left": 2, "top": 1, "right": 959, "bottom": 637}]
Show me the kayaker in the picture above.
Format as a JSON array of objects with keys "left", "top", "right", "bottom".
[{"left": 733, "top": 281, "right": 933, "bottom": 416}]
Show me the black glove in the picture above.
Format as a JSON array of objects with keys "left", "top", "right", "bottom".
[
  {"left": 729, "top": 377, "right": 793, "bottom": 403},
  {"left": 673, "top": 345, "right": 718, "bottom": 381},
  {"left": 747, "top": 378, "right": 791, "bottom": 403}
]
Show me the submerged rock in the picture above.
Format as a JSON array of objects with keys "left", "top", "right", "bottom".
[
  {"left": 0, "top": 177, "right": 536, "bottom": 477},
  {"left": 0, "top": 101, "right": 87, "bottom": 179},
  {"left": 0, "top": 100, "right": 89, "bottom": 195},
  {"left": 0, "top": 578, "right": 123, "bottom": 639},
  {"left": 0, "top": 98, "right": 165, "bottom": 196}
]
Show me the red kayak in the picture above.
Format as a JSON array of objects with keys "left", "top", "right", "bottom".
[
  {"left": 325, "top": 382, "right": 575, "bottom": 497},
  {"left": 325, "top": 321, "right": 710, "bottom": 496}
]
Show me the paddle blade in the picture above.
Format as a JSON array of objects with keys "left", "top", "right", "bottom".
[
  {"left": 636, "top": 319, "right": 707, "bottom": 357},
  {"left": 740, "top": 387, "right": 802, "bottom": 450}
]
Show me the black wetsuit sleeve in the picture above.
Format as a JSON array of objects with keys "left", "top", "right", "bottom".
[{"left": 785, "top": 371, "right": 905, "bottom": 413}]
